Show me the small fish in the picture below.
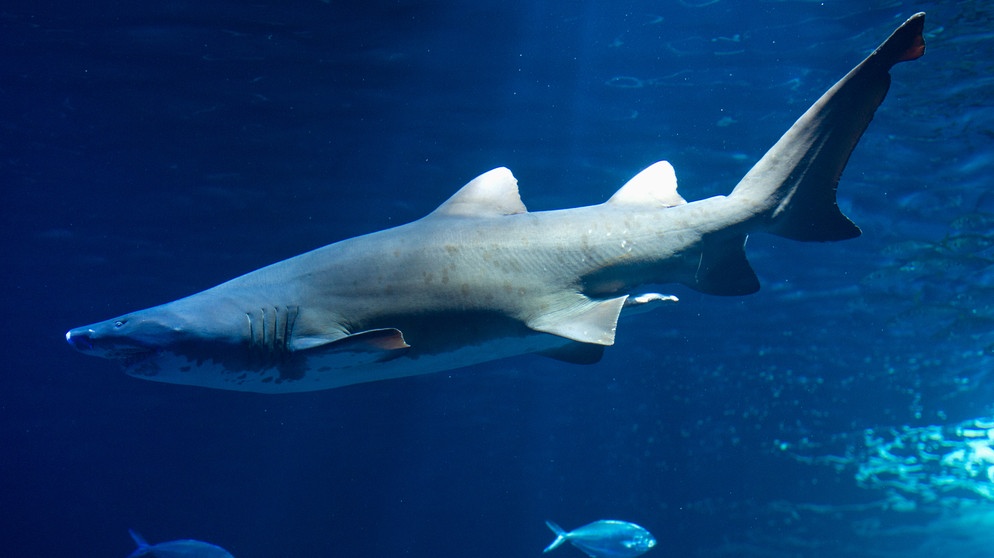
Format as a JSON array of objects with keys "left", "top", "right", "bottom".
[
  {"left": 544, "top": 520, "right": 656, "bottom": 558},
  {"left": 951, "top": 212, "right": 994, "bottom": 234},
  {"left": 126, "top": 529, "right": 235, "bottom": 558}
]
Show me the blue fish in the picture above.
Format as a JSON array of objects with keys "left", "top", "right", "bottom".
[
  {"left": 126, "top": 529, "right": 235, "bottom": 558},
  {"left": 544, "top": 520, "right": 656, "bottom": 558}
]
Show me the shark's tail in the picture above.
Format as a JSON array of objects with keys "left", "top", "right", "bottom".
[
  {"left": 729, "top": 13, "right": 925, "bottom": 243},
  {"left": 543, "top": 521, "right": 569, "bottom": 553},
  {"left": 690, "top": 13, "right": 924, "bottom": 296}
]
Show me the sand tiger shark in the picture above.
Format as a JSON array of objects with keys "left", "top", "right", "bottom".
[{"left": 65, "top": 14, "right": 926, "bottom": 393}]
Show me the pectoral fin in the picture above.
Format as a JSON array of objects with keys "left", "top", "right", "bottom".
[
  {"left": 333, "top": 328, "right": 410, "bottom": 351},
  {"left": 527, "top": 295, "right": 628, "bottom": 346},
  {"left": 298, "top": 328, "right": 410, "bottom": 367}
]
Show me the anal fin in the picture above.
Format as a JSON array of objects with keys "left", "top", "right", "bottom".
[{"left": 694, "top": 235, "right": 760, "bottom": 295}]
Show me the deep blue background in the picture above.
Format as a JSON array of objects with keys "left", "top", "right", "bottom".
[{"left": 3, "top": 1, "right": 994, "bottom": 557}]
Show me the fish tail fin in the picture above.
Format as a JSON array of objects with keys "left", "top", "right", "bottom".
[
  {"left": 128, "top": 529, "right": 150, "bottom": 548},
  {"left": 729, "top": 12, "right": 925, "bottom": 242},
  {"left": 126, "top": 529, "right": 152, "bottom": 558},
  {"left": 543, "top": 520, "right": 568, "bottom": 553}
]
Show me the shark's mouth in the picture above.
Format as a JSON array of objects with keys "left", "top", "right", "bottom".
[
  {"left": 65, "top": 328, "right": 160, "bottom": 367},
  {"left": 109, "top": 346, "right": 160, "bottom": 370}
]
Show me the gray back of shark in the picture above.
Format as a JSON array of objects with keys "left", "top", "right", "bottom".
[{"left": 66, "top": 14, "right": 927, "bottom": 393}]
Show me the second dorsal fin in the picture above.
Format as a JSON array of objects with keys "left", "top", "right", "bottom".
[{"left": 607, "top": 161, "right": 687, "bottom": 208}]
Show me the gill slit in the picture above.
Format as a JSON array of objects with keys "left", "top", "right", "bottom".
[{"left": 246, "top": 306, "right": 300, "bottom": 357}]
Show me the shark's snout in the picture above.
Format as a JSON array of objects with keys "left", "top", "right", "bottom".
[
  {"left": 65, "top": 319, "right": 158, "bottom": 363},
  {"left": 65, "top": 328, "right": 96, "bottom": 353},
  {"left": 66, "top": 324, "right": 133, "bottom": 358}
]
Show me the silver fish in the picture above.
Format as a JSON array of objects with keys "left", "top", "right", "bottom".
[
  {"left": 544, "top": 520, "right": 656, "bottom": 558},
  {"left": 126, "top": 529, "right": 235, "bottom": 558}
]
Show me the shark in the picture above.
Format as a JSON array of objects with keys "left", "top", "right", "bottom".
[{"left": 65, "top": 14, "right": 926, "bottom": 393}]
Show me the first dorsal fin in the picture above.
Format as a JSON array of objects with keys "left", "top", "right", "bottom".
[
  {"left": 429, "top": 167, "right": 528, "bottom": 218},
  {"left": 607, "top": 161, "right": 687, "bottom": 208}
]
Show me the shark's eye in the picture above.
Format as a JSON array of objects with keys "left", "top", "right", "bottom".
[{"left": 114, "top": 320, "right": 127, "bottom": 328}]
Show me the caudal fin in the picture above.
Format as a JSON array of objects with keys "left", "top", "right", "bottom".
[
  {"left": 543, "top": 521, "right": 568, "bottom": 553},
  {"left": 128, "top": 529, "right": 150, "bottom": 548},
  {"left": 730, "top": 13, "right": 925, "bottom": 241},
  {"left": 126, "top": 529, "right": 152, "bottom": 558}
]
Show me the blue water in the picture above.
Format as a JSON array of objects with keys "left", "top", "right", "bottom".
[{"left": 4, "top": 1, "right": 994, "bottom": 556}]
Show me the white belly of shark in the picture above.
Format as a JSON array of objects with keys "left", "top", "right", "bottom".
[
  {"left": 120, "top": 297, "right": 676, "bottom": 394},
  {"left": 65, "top": 14, "right": 926, "bottom": 393}
]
